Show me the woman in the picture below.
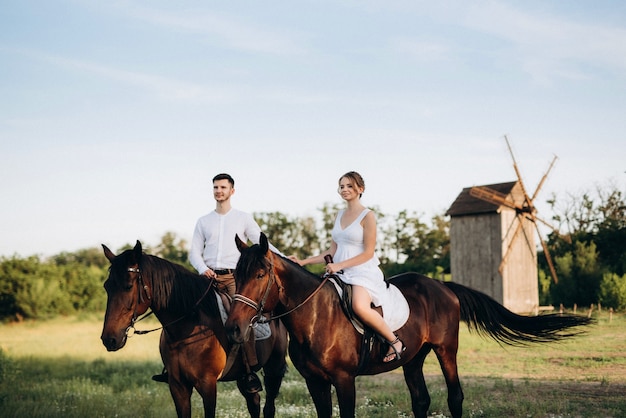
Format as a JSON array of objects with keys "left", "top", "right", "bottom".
[{"left": 290, "top": 171, "right": 405, "bottom": 362}]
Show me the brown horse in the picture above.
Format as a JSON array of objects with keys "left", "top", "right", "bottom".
[
  {"left": 100, "top": 241, "right": 288, "bottom": 418},
  {"left": 225, "top": 233, "right": 593, "bottom": 418}
]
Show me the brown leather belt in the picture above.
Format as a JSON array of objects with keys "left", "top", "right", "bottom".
[{"left": 213, "top": 268, "right": 234, "bottom": 275}]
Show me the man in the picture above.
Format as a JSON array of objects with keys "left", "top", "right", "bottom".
[{"left": 153, "top": 173, "right": 278, "bottom": 393}]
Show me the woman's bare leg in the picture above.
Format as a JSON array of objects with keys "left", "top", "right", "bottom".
[{"left": 351, "top": 286, "right": 404, "bottom": 361}]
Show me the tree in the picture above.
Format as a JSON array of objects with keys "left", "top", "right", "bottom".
[
  {"left": 317, "top": 202, "right": 342, "bottom": 253},
  {"left": 254, "top": 211, "right": 319, "bottom": 258},
  {"left": 53, "top": 247, "right": 110, "bottom": 269},
  {"left": 421, "top": 213, "right": 451, "bottom": 276},
  {"left": 551, "top": 240, "right": 602, "bottom": 307},
  {"left": 389, "top": 210, "right": 427, "bottom": 264},
  {"left": 594, "top": 186, "right": 626, "bottom": 275},
  {"left": 154, "top": 231, "right": 190, "bottom": 267},
  {"left": 599, "top": 273, "right": 626, "bottom": 310},
  {"left": 546, "top": 180, "right": 626, "bottom": 306}
]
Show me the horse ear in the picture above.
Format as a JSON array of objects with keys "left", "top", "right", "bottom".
[
  {"left": 133, "top": 240, "right": 142, "bottom": 262},
  {"left": 235, "top": 234, "right": 248, "bottom": 252},
  {"left": 260, "top": 232, "right": 269, "bottom": 253},
  {"left": 102, "top": 244, "right": 116, "bottom": 262}
]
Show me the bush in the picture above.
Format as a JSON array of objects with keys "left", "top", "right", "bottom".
[
  {"left": 0, "top": 253, "right": 108, "bottom": 321},
  {"left": 15, "top": 275, "right": 69, "bottom": 319},
  {"left": 599, "top": 273, "right": 626, "bottom": 310}
]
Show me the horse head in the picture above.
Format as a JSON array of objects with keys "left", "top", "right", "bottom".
[
  {"left": 226, "top": 233, "right": 282, "bottom": 344},
  {"left": 100, "top": 240, "right": 152, "bottom": 351}
]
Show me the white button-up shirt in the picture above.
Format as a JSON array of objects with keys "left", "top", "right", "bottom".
[{"left": 189, "top": 208, "right": 275, "bottom": 274}]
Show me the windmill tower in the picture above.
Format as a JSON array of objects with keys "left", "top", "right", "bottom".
[{"left": 446, "top": 136, "right": 559, "bottom": 314}]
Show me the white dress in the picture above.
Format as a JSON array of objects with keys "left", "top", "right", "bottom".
[{"left": 332, "top": 208, "right": 390, "bottom": 307}]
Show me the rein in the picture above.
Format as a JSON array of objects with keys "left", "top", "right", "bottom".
[
  {"left": 232, "top": 261, "right": 332, "bottom": 326},
  {"left": 125, "top": 268, "right": 216, "bottom": 337}
]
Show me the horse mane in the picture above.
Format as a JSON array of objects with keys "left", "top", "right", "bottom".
[
  {"left": 117, "top": 252, "right": 218, "bottom": 316},
  {"left": 234, "top": 243, "right": 273, "bottom": 286},
  {"left": 281, "top": 255, "right": 326, "bottom": 283},
  {"left": 236, "top": 244, "right": 332, "bottom": 293}
]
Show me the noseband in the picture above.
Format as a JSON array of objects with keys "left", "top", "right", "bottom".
[{"left": 232, "top": 260, "right": 277, "bottom": 328}]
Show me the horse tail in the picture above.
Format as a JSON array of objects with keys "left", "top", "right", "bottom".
[{"left": 443, "top": 281, "right": 594, "bottom": 346}]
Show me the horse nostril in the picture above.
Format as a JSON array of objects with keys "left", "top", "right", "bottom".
[
  {"left": 102, "top": 337, "right": 117, "bottom": 350},
  {"left": 227, "top": 325, "right": 243, "bottom": 344}
]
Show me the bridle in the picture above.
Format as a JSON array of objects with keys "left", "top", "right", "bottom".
[
  {"left": 232, "top": 257, "right": 331, "bottom": 328},
  {"left": 123, "top": 266, "right": 214, "bottom": 337},
  {"left": 129, "top": 266, "right": 151, "bottom": 304},
  {"left": 123, "top": 266, "right": 154, "bottom": 337}
]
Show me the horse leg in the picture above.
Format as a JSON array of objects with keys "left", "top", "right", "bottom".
[
  {"left": 402, "top": 347, "right": 432, "bottom": 418},
  {"left": 236, "top": 379, "right": 262, "bottom": 418},
  {"left": 168, "top": 379, "right": 194, "bottom": 418},
  {"left": 261, "top": 353, "right": 287, "bottom": 417},
  {"left": 433, "top": 344, "right": 464, "bottom": 418},
  {"left": 191, "top": 377, "right": 219, "bottom": 418},
  {"left": 333, "top": 374, "right": 357, "bottom": 418},
  {"left": 304, "top": 375, "right": 334, "bottom": 418}
]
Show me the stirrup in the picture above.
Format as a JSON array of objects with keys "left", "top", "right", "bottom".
[
  {"left": 151, "top": 369, "right": 169, "bottom": 383},
  {"left": 384, "top": 335, "right": 406, "bottom": 363},
  {"left": 240, "top": 372, "right": 263, "bottom": 394}
]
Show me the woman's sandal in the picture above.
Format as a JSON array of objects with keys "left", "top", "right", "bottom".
[{"left": 383, "top": 334, "right": 406, "bottom": 363}]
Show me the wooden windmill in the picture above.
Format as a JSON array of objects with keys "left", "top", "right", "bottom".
[
  {"left": 446, "top": 136, "right": 560, "bottom": 314},
  {"left": 469, "top": 136, "right": 560, "bottom": 284}
]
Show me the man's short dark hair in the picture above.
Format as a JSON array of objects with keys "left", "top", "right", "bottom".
[{"left": 213, "top": 173, "right": 235, "bottom": 187}]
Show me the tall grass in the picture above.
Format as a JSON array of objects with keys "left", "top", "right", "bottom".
[{"left": 1, "top": 312, "right": 625, "bottom": 417}]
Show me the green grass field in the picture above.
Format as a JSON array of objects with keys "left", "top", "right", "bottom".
[{"left": 1, "top": 311, "right": 625, "bottom": 417}]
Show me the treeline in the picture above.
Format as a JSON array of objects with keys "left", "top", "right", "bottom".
[
  {"left": 0, "top": 249, "right": 108, "bottom": 320},
  {"left": 1, "top": 183, "right": 625, "bottom": 321},
  {"left": 540, "top": 183, "right": 626, "bottom": 310},
  {"left": 0, "top": 205, "right": 450, "bottom": 322}
]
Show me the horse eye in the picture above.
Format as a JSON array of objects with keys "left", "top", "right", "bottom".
[{"left": 256, "top": 271, "right": 266, "bottom": 280}]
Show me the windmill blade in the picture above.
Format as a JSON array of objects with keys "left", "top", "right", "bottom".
[
  {"left": 519, "top": 217, "right": 537, "bottom": 260},
  {"left": 499, "top": 211, "right": 539, "bottom": 275},
  {"left": 506, "top": 136, "right": 561, "bottom": 282},
  {"left": 532, "top": 214, "right": 561, "bottom": 236},
  {"left": 470, "top": 186, "right": 524, "bottom": 212},
  {"left": 528, "top": 213, "right": 572, "bottom": 244},
  {"left": 535, "top": 222, "right": 559, "bottom": 284},
  {"left": 531, "top": 154, "right": 558, "bottom": 201},
  {"left": 504, "top": 135, "right": 534, "bottom": 208},
  {"left": 498, "top": 216, "right": 525, "bottom": 275}
]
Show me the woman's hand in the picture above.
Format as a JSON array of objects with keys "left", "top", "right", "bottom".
[
  {"left": 288, "top": 255, "right": 303, "bottom": 266},
  {"left": 326, "top": 262, "right": 341, "bottom": 274}
]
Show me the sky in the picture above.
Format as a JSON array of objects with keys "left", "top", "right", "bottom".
[{"left": 1, "top": 0, "right": 625, "bottom": 258}]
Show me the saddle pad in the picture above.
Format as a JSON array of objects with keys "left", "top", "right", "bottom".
[
  {"left": 215, "top": 292, "right": 271, "bottom": 341},
  {"left": 329, "top": 278, "right": 410, "bottom": 333}
]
